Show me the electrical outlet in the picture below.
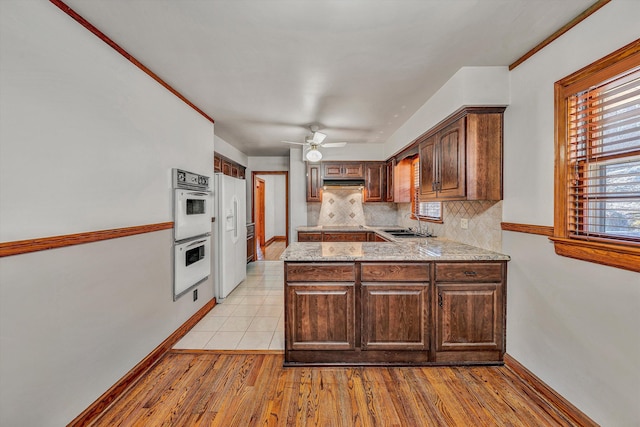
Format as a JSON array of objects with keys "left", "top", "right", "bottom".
[
  {"left": 193, "top": 289, "right": 198, "bottom": 301},
  {"left": 460, "top": 218, "right": 469, "bottom": 229}
]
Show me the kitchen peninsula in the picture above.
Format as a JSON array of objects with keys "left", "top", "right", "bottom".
[{"left": 282, "top": 227, "right": 510, "bottom": 366}]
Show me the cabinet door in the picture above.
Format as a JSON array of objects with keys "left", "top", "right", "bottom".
[
  {"left": 364, "top": 162, "right": 384, "bottom": 202},
  {"left": 385, "top": 159, "right": 395, "bottom": 202},
  {"left": 362, "top": 283, "right": 429, "bottom": 350},
  {"left": 222, "top": 160, "right": 232, "bottom": 176},
  {"left": 306, "top": 163, "right": 322, "bottom": 202},
  {"left": 436, "top": 283, "right": 503, "bottom": 352},
  {"left": 342, "top": 162, "right": 364, "bottom": 178},
  {"left": 419, "top": 135, "right": 437, "bottom": 199},
  {"left": 214, "top": 156, "right": 221, "bottom": 173},
  {"left": 286, "top": 284, "right": 355, "bottom": 350},
  {"left": 437, "top": 117, "right": 466, "bottom": 199},
  {"left": 323, "top": 162, "right": 344, "bottom": 178}
]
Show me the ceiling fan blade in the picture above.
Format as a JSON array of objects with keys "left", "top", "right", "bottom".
[
  {"left": 281, "top": 140, "right": 308, "bottom": 146},
  {"left": 321, "top": 142, "right": 347, "bottom": 148},
  {"left": 311, "top": 131, "right": 327, "bottom": 144}
]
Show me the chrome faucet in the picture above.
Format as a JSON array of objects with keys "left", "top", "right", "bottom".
[{"left": 404, "top": 212, "right": 425, "bottom": 236}]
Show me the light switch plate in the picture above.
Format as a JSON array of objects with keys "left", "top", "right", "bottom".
[{"left": 460, "top": 218, "right": 469, "bottom": 229}]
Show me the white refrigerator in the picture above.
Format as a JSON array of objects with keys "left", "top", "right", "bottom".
[{"left": 213, "top": 173, "right": 247, "bottom": 301}]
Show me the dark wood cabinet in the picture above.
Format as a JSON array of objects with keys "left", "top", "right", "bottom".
[
  {"left": 297, "top": 231, "right": 322, "bottom": 242},
  {"left": 323, "top": 232, "right": 368, "bottom": 242},
  {"left": 298, "top": 231, "right": 379, "bottom": 242},
  {"left": 284, "top": 259, "right": 507, "bottom": 366},
  {"left": 364, "top": 162, "right": 385, "bottom": 202},
  {"left": 306, "top": 162, "right": 322, "bottom": 202},
  {"left": 214, "top": 153, "right": 246, "bottom": 179},
  {"left": 434, "top": 262, "right": 505, "bottom": 363},
  {"left": 246, "top": 223, "right": 255, "bottom": 263},
  {"left": 361, "top": 263, "right": 430, "bottom": 351},
  {"left": 285, "top": 263, "right": 356, "bottom": 351},
  {"left": 418, "top": 108, "right": 504, "bottom": 202},
  {"left": 385, "top": 159, "right": 395, "bottom": 202},
  {"left": 323, "top": 162, "right": 364, "bottom": 179},
  {"left": 419, "top": 117, "right": 466, "bottom": 200}
]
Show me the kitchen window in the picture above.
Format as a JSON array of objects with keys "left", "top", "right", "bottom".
[
  {"left": 411, "top": 157, "right": 442, "bottom": 222},
  {"left": 552, "top": 40, "right": 640, "bottom": 272}
]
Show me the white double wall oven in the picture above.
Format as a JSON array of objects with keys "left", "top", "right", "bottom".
[{"left": 172, "top": 168, "right": 212, "bottom": 300}]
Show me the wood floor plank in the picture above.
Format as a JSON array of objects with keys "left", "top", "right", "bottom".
[{"left": 87, "top": 352, "right": 589, "bottom": 427}]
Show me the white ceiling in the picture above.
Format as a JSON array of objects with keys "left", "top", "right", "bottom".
[{"left": 63, "top": 0, "right": 596, "bottom": 156}]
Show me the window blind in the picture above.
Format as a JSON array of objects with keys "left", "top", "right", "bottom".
[
  {"left": 567, "top": 67, "right": 640, "bottom": 242},
  {"left": 411, "top": 158, "right": 442, "bottom": 220}
]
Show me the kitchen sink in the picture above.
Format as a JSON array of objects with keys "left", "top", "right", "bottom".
[{"left": 383, "top": 229, "right": 435, "bottom": 238}]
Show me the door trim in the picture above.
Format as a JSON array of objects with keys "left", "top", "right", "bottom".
[{"left": 251, "top": 171, "right": 290, "bottom": 245}]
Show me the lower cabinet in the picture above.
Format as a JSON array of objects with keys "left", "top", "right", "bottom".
[
  {"left": 284, "top": 260, "right": 506, "bottom": 366},
  {"left": 286, "top": 284, "right": 355, "bottom": 351},
  {"left": 434, "top": 263, "right": 505, "bottom": 363}
]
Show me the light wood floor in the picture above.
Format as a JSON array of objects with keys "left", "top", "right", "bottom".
[
  {"left": 256, "top": 240, "right": 286, "bottom": 261},
  {"left": 88, "top": 352, "right": 580, "bottom": 426}
]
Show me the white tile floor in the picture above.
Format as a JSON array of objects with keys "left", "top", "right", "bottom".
[{"left": 173, "top": 260, "right": 284, "bottom": 351}]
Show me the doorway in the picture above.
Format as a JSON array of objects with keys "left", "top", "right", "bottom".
[{"left": 252, "top": 171, "right": 289, "bottom": 261}]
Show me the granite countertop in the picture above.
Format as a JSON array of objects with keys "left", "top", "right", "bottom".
[{"left": 285, "top": 225, "right": 510, "bottom": 262}]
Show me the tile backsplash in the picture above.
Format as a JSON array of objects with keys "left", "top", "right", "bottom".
[
  {"left": 307, "top": 195, "right": 503, "bottom": 252},
  {"left": 397, "top": 201, "right": 503, "bottom": 252}
]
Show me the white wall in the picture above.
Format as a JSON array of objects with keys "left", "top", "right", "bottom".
[
  {"left": 502, "top": 1, "right": 640, "bottom": 425},
  {"left": 0, "top": 2, "right": 214, "bottom": 425},
  {"left": 215, "top": 134, "right": 248, "bottom": 167},
  {"left": 385, "top": 66, "right": 510, "bottom": 157},
  {"left": 289, "top": 148, "right": 307, "bottom": 241}
]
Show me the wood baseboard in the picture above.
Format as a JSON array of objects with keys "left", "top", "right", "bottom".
[
  {"left": 504, "top": 354, "right": 599, "bottom": 427},
  {"left": 68, "top": 298, "right": 216, "bottom": 426},
  {"left": 274, "top": 235, "right": 286, "bottom": 242}
]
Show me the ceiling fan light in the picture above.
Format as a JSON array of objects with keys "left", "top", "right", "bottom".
[
  {"left": 312, "top": 131, "right": 327, "bottom": 144},
  {"left": 306, "top": 147, "right": 323, "bottom": 162}
]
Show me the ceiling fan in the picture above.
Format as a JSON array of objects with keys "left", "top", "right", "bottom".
[{"left": 281, "top": 126, "right": 347, "bottom": 162}]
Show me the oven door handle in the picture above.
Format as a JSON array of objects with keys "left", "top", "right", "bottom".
[
  {"left": 186, "top": 239, "right": 208, "bottom": 248},
  {"left": 186, "top": 191, "right": 210, "bottom": 197}
]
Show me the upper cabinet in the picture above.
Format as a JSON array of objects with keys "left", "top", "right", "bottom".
[
  {"left": 323, "top": 161, "right": 364, "bottom": 179},
  {"left": 385, "top": 159, "right": 395, "bottom": 202},
  {"left": 214, "top": 153, "right": 246, "bottom": 179},
  {"left": 306, "top": 162, "right": 322, "bottom": 202},
  {"left": 419, "top": 108, "right": 504, "bottom": 202},
  {"left": 364, "top": 162, "right": 385, "bottom": 202}
]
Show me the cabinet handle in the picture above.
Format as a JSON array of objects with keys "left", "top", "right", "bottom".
[
  {"left": 464, "top": 271, "right": 477, "bottom": 276},
  {"left": 438, "top": 293, "right": 443, "bottom": 308}
]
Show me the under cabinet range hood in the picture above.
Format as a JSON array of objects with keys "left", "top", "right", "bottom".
[{"left": 322, "top": 179, "right": 365, "bottom": 189}]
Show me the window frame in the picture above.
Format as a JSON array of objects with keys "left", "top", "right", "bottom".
[
  {"left": 410, "top": 157, "right": 443, "bottom": 223},
  {"left": 552, "top": 39, "right": 640, "bottom": 272}
]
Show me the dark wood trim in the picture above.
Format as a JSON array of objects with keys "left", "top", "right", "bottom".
[
  {"left": 274, "top": 236, "right": 287, "bottom": 242},
  {"left": 49, "top": 0, "right": 214, "bottom": 124},
  {"left": 508, "top": 0, "right": 612, "bottom": 70},
  {"left": 504, "top": 354, "right": 599, "bottom": 427},
  {"left": 251, "top": 171, "right": 290, "bottom": 245},
  {"left": 68, "top": 298, "right": 217, "bottom": 427},
  {"left": 0, "top": 222, "right": 173, "bottom": 258},
  {"left": 501, "top": 222, "right": 554, "bottom": 237},
  {"left": 552, "top": 41, "right": 640, "bottom": 272},
  {"left": 264, "top": 236, "right": 276, "bottom": 247}
]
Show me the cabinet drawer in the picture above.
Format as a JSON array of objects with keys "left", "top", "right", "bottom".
[
  {"left": 286, "top": 263, "right": 355, "bottom": 282},
  {"left": 298, "top": 232, "right": 322, "bottom": 242},
  {"left": 361, "top": 263, "right": 429, "bottom": 282},
  {"left": 436, "top": 263, "right": 502, "bottom": 282},
  {"left": 323, "top": 232, "right": 368, "bottom": 242}
]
